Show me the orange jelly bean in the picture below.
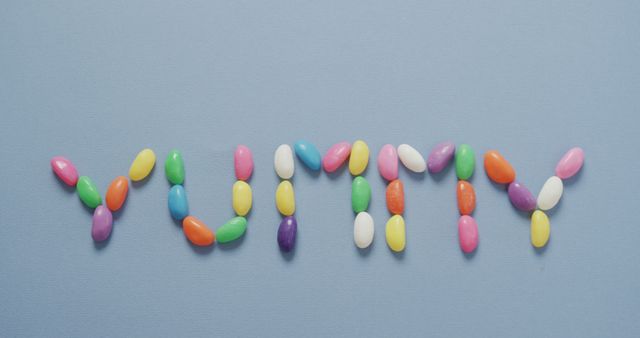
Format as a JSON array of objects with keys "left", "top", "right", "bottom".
[
  {"left": 456, "top": 180, "right": 476, "bottom": 215},
  {"left": 386, "top": 179, "right": 404, "bottom": 215},
  {"left": 183, "top": 216, "right": 215, "bottom": 246},
  {"left": 484, "top": 150, "right": 516, "bottom": 184},
  {"left": 105, "top": 176, "right": 129, "bottom": 212}
]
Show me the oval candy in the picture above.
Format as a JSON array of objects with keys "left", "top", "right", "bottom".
[
  {"left": 234, "top": 145, "right": 254, "bottom": 180},
  {"left": 165, "top": 150, "right": 185, "bottom": 185},
  {"left": 427, "top": 142, "right": 455, "bottom": 173},
  {"left": 456, "top": 180, "right": 476, "bottom": 215},
  {"left": 183, "top": 216, "right": 215, "bottom": 246},
  {"left": 77, "top": 176, "right": 102, "bottom": 209},
  {"left": 168, "top": 185, "right": 189, "bottom": 221},
  {"left": 92, "top": 205, "right": 113, "bottom": 242},
  {"left": 216, "top": 216, "right": 247, "bottom": 243},
  {"left": 322, "top": 141, "right": 351, "bottom": 173},
  {"left": 349, "top": 140, "right": 369, "bottom": 176},
  {"left": 531, "top": 210, "right": 550, "bottom": 248},
  {"left": 507, "top": 181, "right": 536, "bottom": 212},
  {"left": 537, "top": 176, "right": 563, "bottom": 211},
  {"left": 129, "top": 148, "right": 156, "bottom": 182},
  {"left": 385, "top": 215, "right": 406, "bottom": 252},
  {"left": 484, "top": 150, "right": 516, "bottom": 184},
  {"left": 378, "top": 144, "right": 398, "bottom": 181},
  {"left": 351, "top": 176, "right": 371, "bottom": 213},
  {"left": 397, "top": 144, "right": 426, "bottom": 173},
  {"left": 455, "top": 144, "right": 475, "bottom": 180},
  {"left": 50, "top": 156, "right": 79, "bottom": 186},
  {"left": 555, "top": 147, "right": 584, "bottom": 179},
  {"left": 278, "top": 216, "right": 297, "bottom": 252},
  {"left": 458, "top": 215, "right": 478, "bottom": 254},
  {"left": 232, "top": 181, "right": 252, "bottom": 216},
  {"left": 274, "top": 144, "right": 294, "bottom": 179},
  {"left": 354, "top": 211, "right": 374, "bottom": 249},
  {"left": 386, "top": 179, "right": 404, "bottom": 215},
  {"left": 294, "top": 140, "right": 321, "bottom": 171},
  {"left": 276, "top": 180, "right": 295, "bottom": 216},
  {"left": 106, "top": 176, "right": 128, "bottom": 212}
]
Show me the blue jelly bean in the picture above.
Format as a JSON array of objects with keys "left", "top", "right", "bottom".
[
  {"left": 293, "top": 140, "right": 321, "bottom": 171},
  {"left": 168, "top": 185, "right": 189, "bottom": 221}
]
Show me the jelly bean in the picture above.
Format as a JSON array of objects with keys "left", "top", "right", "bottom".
[
  {"left": 386, "top": 179, "right": 404, "bottom": 215},
  {"left": 455, "top": 144, "right": 475, "bottom": 180},
  {"left": 555, "top": 147, "right": 584, "bottom": 179},
  {"left": 50, "top": 156, "right": 78, "bottom": 186},
  {"left": 377, "top": 144, "right": 398, "bottom": 181},
  {"left": 456, "top": 180, "right": 476, "bottom": 215},
  {"left": 216, "top": 216, "right": 247, "bottom": 243},
  {"left": 537, "top": 176, "right": 563, "bottom": 211},
  {"left": 458, "top": 215, "right": 478, "bottom": 254},
  {"left": 507, "top": 181, "right": 536, "bottom": 212},
  {"left": 183, "top": 216, "right": 215, "bottom": 246},
  {"left": 351, "top": 176, "right": 371, "bottom": 213},
  {"left": 129, "top": 148, "right": 156, "bottom": 182},
  {"left": 427, "top": 142, "right": 455, "bottom": 174},
  {"left": 92, "top": 205, "right": 113, "bottom": 242},
  {"left": 397, "top": 144, "right": 426, "bottom": 173},
  {"left": 385, "top": 215, "right": 406, "bottom": 252},
  {"left": 232, "top": 181, "right": 252, "bottom": 216},
  {"left": 531, "top": 210, "right": 550, "bottom": 248},
  {"left": 165, "top": 150, "right": 185, "bottom": 185},
  {"left": 274, "top": 144, "right": 294, "bottom": 179},
  {"left": 278, "top": 216, "right": 297, "bottom": 252},
  {"left": 77, "top": 176, "right": 102, "bottom": 208},
  {"left": 168, "top": 185, "right": 189, "bottom": 221},
  {"left": 484, "top": 150, "right": 516, "bottom": 184},
  {"left": 354, "top": 211, "right": 374, "bottom": 249},
  {"left": 234, "top": 145, "right": 254, "bottom": 180},
  {"left": 349, "top": 140, "right": 369, "bottom": 176},
  {"left": 294, "top": 140, "right": 321, "bottom": 171},
  {"left": 275, "top": 180, "right": 295, "bottom": 216},
  {"left": 106, "top": 176, "right": 128, "bottom": 212},
  {"left": 322, "top": 141, "right": 351, "bottom": 173}
]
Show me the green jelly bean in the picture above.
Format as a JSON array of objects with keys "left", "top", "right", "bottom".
[
  {"left": 352, "top": 176, "right": 371, "bottom": 213},
  {"left": 217, "top": 216, "right": 247, "bottom": 243},
  {"left": 165, "top": 150, "right": 185, "bottom": 185},
  {"left": 455, "top": 144, "right": 475, "bottom": 180},
  {"left": 77, "top": 176, "right": 102, "bottom": 208}
]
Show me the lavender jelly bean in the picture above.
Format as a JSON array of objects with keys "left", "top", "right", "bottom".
[
  {"left": 427, "top": 142, "right": 455, "bottom": 173},
  {"left": 92, "top": 205, "right": 113, "bottom": 242},
  {"left": 507, "top": 181, "right": 537, "bottom": 212}
]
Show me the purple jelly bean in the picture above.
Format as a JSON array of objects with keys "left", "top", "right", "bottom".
[
  {"left": 278, "top": 216, "right": 297, "bottom": 252},
  {"left": 92, "top": 205, "right": 113, "bottom": 242},
  {"left": 427, "top": 141, "right": 455, "bottom": 173},
  {"left": 507, "top": 181, "right": 536, "bottom": 212}
]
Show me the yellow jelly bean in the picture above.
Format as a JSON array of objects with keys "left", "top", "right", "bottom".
[
  {"left": 232, "top": 181, "right": 252, "bottom": 216},
  {"left": 129, "top": 148, "right": 156, "bottom": 181},
  {"left": 385, "top": 214, "right": 406, "bottom": 252},
  {"left": 531, "top": 210, "right": 550, "bottom": 248},
  {"left": 349, "top": 140, "right": 369, "bottom": 176},
  {"left": 276, "top": 180, "right": 295, "bottom": 216}
]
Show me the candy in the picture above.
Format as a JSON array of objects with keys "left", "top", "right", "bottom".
[
  {"left": 531, "top": 210, "right": 550, "bottom": 248},
  {"left": 537, "top": 176, "right": 563, "bottom": 211},
  {"left": 274, "top": 144, "right": 294, "bottom": 179},
  {"left": 165, "top": 150, "right": 185, "bottom": 185},
  {"left": 555, "top": 147, "right": 584, "bottom": 179},
  {"left": 386, "top": 179, "right": 404, "bottom": 215},
  {"left": 216, "top": 216, "right": 247, "bottom": 243},
  {"left": 294, "top": 140, "right": 321, "bottom": 171},
  {"left": 427, "top": 142, "right": 455, "bottom": 173},
  {"left": 275, "top": 180, "right": 295, "bottom": 216},
  {"left": 458, "top": 215, "right": 478, "bottom": 253},
  {"left": 354, "top": 211, "right": 374, "bottom": 249},
  {"left": 455, "top": 144, "right": 475, "bottom": 180},
  {"left": 278, "top": 216, "right": 297, "bottom": 252},
  {"left": 183, "top": 216, "right": 215, "bottom": 246},
  {"left": 351, "top": 176, "right": 371, "bottom": 213},
  {"left": 105, "top": 176, "right": 128, "bottom": 212},
  {"left": 232, "top": 181, "right": 252, "bottom": 216},
  {"left": 50, "top": 156, "right": 78, "bottom": 186},
  {"left": 377, "top": 144, "right": 398, "bottom": 181},
  {"left": 385, "top": 215, "right": 406, "bottom": 252},
  {"left": 77, "top": 176, "right": 102, "bottom": 208},
  {"left": 168, "top": 185, "right": 189, "bottom": 221},
  {"left": 349, "top": 140, "right": 369, "bottom": 176},
  {"left": 129, "top": 148, "right": 156, "bottom": 182},
  {"left": 456, "top": 180, "right": 476, "bottom": 215},
  {"left": 234, "top": 145, "right": 254, "bottom": 180},
  {"left": 397, "top": 144, "right": 426, "bottom": 173},
  {"left": 91, "top": 205, "right": 113, "bottom": 242},
  {"left": 322, "top": 141, "right": 351, "bottom": 173},
  {"left": 507, "top": 181, "right": 536, "bottom": 212},
  {"left": 484, "top": 150, "right": 516, "bottom": 184}
]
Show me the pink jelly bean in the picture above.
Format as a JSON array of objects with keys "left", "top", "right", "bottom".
[
  {"left": 322, "top": 141, "right": 351, "bottom": 173},
  {"left": 50, "top": 156, "right": 79, "bottom": 186},
  {"left": 458, "top": 215, "right": 478, "bottom": 254},
  {"left": 377, "top": 144, "right": 398, "bottom": 181},
  {"left": 234, "top": 145, "right": 254, "bottom": 181},
  {"left": 92, "top": 205, "right": 113, "bottom": 242},
  {"left": 555, "top": 147, "right": 584, "bottom": 179}
]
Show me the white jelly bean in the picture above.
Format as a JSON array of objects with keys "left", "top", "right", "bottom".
[
  {"left": 354, "top": 211, "right": 374, "bottom": 249},
  {"left": 397, "top": 144, "right": 426, "bottom": 173},
  {"left": 537, "top": 176, "right": 563, "bottom": 211},
  {"left": 274, "top": 144, "right": 294, "bottom": 179}
]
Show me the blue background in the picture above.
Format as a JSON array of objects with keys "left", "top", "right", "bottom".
[{"left": 1, "top": 1, "right": 639, "bottom": 337}]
